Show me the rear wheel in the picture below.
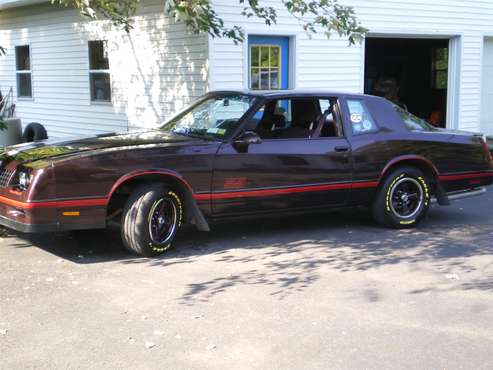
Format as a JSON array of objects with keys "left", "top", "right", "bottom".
[
  {"left": 121, "top": 184, "right": 183, "bottom": 257},
  {"left": 373, "top": 167, "right": 431, "bottom": 228}
]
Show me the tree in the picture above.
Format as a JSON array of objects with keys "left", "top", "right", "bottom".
[
  {"left": 0, "top": 1, "right": 366, "bottom": 53},
  {"left": 52, "top": 0, "right": 367, "bottom": 45},
  {"left": 0, "top": 1, "right": 365, "bottom": 128}
]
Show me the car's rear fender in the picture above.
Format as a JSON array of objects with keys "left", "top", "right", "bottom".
[
  {"left": 447, "top": 133, "right": 493, "bottom": 170},
  {"left": 379, "top": 155, "right": 449, "bottom": 205},
  {"left": 437, "top": 134, "right": 493, "bottom": 191}
]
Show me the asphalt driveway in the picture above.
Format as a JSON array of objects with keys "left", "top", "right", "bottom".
[{"left": 1, "top": 188, "right": 493, "bottom": 369}]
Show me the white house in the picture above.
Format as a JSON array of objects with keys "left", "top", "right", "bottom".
[{"left": 0, "top": 0, "right": 492, "bottom": 138}]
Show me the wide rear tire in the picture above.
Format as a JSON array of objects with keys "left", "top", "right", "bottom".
[
  {"left": 121, "top": 184, "right": 183, "bottom": 257},
  {"left": 373, "top": 166, "right": 431, "bottom": 228}
]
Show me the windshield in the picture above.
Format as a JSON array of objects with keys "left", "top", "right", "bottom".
[{"left": 162, "top": 94, "right": 257, "bottom": 139}]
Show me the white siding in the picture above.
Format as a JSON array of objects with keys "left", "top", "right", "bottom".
[
  {"left": 2, "top": 0, "right": 492, "bottom": 136},
  {"left": 209, "top": 0, "right": 493, "bottom": 132},
  {"left": 0, "top": 0, "right": 208, "bottom": 137},
  {"left": 481, "top": 37, "right": 493, "bottom": 136}
]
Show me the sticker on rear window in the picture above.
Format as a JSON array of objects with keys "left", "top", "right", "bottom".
[
  {"left": 351, "top": 113, "right": 362, "bottom": 123},
  {"left": 347, "top": 99, "right": 377, "bottom": 135}
]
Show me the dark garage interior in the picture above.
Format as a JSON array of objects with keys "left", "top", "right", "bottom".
[{"left": 364, "top": 38, "right": 449, "bottom": 128}]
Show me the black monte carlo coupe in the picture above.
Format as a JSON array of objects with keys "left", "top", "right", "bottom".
[{"left": 0, "top": 90, "right": 491, "bottom": 256}]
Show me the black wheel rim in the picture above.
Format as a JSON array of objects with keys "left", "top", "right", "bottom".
[
  {"left": 148, "top": 198, "right": 177, "bottom": 245},
  {"left": 389, "top": 177, "right": 424, "bottom": 218}
]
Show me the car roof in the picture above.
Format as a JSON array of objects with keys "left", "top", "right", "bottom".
[{"left": 208, "top": 89, "right": 379, "bottom": 100}]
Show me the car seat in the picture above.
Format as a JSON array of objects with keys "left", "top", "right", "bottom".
[{"left": 277, "top": 100, "right": 319, "bottom": 139}]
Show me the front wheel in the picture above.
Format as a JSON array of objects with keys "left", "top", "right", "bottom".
[
  {"left": 373, "top": 167, "right": 431, "bottom": 228},
  {"left": 121, "top": 184, "right": 183, "bottom": 257}
]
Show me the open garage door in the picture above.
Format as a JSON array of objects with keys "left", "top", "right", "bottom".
[{"left": 365, "top": 38, "right": 449, "bottom": 128}]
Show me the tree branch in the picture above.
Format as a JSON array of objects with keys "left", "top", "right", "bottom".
[{"left": 50, "top": 0, "right": 367, "bottom": 44}]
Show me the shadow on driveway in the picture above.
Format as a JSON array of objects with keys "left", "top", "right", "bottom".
[{"left": 6, "top": 189, "right": 493, "bottom": 301}]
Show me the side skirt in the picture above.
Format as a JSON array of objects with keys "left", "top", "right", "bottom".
[{"left": 206, "top": 204, "right": 367, "bottom": 225}]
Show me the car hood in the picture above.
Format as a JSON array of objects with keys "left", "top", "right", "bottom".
[{"left": 0, "top": 130, "right": 203, "bottom": 166}]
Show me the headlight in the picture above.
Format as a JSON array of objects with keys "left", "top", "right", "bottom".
[{"left": 18, "top": 171, "right": 32, "bottom": 190}]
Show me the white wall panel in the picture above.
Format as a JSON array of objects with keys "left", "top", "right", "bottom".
[
  {"left": 481, "top": 37, "right": 493, "bottom": 135},
  {"left": 0, "top": 0, "right": 208, "bottom": 137},
  {"left": 1, "top": 0, "right": 492, "bottom": 135}
]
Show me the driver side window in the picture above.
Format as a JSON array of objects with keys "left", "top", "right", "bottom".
[{"left": 252, "top": 97, "right": 342, "bottom": 140}]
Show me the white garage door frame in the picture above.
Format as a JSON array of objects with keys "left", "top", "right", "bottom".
[
  {"left": 362, "top": 30, "right": 462, "bottom": 130},
  {"left": 480, "top": 33, "right": 493, "bottom": 136}
]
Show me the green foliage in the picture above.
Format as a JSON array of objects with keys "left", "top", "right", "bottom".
[
  {"left": 283, "top": 0, "right": 368, "bottom": 44},
  {"left": 51, "top": 0, "right": 367, "bottom": 45},
  {"left": 0, "top": 119, "right": 6, "bottom": 131},
  {"left": 53, "top": 0, "right": 139, "bottom": 32}
]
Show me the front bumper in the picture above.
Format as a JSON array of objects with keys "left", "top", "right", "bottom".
[
  {"left": 0, "top": 196, "right": 60, "bottom": 233},
  {"left": 0, "top": 195, "right": 107, "bottom": 233},
  {"left": 0, "top": 214, "right": 59, "bottom": 233}
]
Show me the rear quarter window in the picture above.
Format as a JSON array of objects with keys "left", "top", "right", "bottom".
[{"left": 346, "top": 99, "right": 378, "bottom": 135}]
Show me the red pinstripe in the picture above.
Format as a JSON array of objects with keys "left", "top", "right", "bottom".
[
  {"left": 0, "top": 196, "right": 108, "bottom": 210},
  {"left": 439, "top": 172, "right": 493, "bottom": 181},
  {"left": 0, "top": 171, "right": 490, "bottom": 209},
  {"left": 193, "top": 181, "right": 379, "bottom": 201}
]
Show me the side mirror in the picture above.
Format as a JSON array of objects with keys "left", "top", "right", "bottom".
[{"left": 233, "top": 131, "right": 262, "bottom": 151}]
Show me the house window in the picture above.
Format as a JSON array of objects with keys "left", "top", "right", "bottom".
[
  {"left": 432, "top": 48, "right": 448, "bottom": 89},
  {"left": 89, "top": 40, "right": 111, "bottom": 102},
  {"left": 15, "top": 45, "right": 32, "bottom": 98},
  {"left": 250, "top": 45, "right": 281, "bottom": 90}
]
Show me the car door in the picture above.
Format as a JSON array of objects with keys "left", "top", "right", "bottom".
[{"left": 210, "top": 96, "right": 353, "bottom": 216}]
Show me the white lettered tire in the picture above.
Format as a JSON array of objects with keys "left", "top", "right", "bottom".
[
  {"left": 121, "top": 184, "right": 183, "bottom": 257},
  {"left": 373, "top": 167, "right": 431, "bottom": 228}
]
